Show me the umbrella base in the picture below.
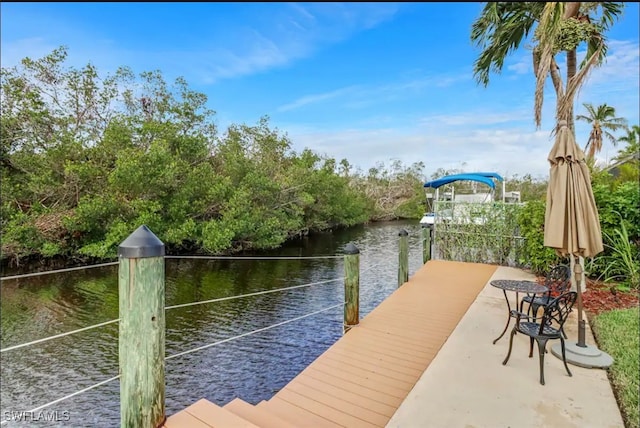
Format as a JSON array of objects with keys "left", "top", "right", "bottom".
[{"left": 550, "top": 342, "right": 614, "bottom": 369}]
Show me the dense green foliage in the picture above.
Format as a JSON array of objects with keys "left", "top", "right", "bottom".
[
  {"left": 589, "top": 168, "right": 640, "bottom": 289},
  {"left": 592, "top": 308, "right": 640, "bottom": 428},
  {"left": 515, "top": 199, "right": 561, "bottom": 274},
  {"left": 433, "top": 201, "right": 524, "bottom": 266},
  {"left": 1, "top": 48, "right": 425, "bottom": 264}
]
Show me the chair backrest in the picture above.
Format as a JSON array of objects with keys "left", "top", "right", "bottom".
[
  {"left": 538, "top": 291, "right": 577, "bottom": 335},
  {"left": 545, "top": 264, "right": 571, "bottom": 297}
]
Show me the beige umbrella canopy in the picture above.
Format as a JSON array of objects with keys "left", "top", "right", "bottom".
[
  {"left": 544, "top": 120, "right": 603, "bottom": 258},
  {"left": 544, "top": 120, "right": 611, "bottom": 366}
]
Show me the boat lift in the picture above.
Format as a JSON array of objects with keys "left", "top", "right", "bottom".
[{"left": 419, "top": 172, "right": 505, "bottom": 226}]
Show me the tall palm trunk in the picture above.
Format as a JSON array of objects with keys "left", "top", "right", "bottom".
[
  {"left": 564, "top": 3, "right": 580, "bottom": 135},
  {"left": 567, "top": 49, "right": 577, "bottom": 133},
  {"left": 562, "top": 1, "right": 581, "bottom": 135}
]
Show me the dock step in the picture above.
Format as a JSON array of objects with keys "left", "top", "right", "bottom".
[
  {"left": 257, "top": 398, "right": 342, "bottom": 428},
  {"left": 165, "top": 398, "right": 259, "bottom": 428},
  {"left": 224, "top": 398, "right": 297, "bottom": 428}
]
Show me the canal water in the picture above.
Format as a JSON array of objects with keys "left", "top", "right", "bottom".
[{"left": 0, "top": 220, "right": 425, "bottom": 427}]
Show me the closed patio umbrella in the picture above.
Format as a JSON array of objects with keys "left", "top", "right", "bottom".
[{"left": 544, "top": 119, "right": 612, "bottom": 368}]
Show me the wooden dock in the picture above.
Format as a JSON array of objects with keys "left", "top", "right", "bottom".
[{"left": 163, "top": 260, "right": 497, "bottom": 428}]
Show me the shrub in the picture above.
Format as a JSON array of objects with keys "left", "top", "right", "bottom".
[{"left": 516, "top": 200, "right": 561, "bottom": 274}]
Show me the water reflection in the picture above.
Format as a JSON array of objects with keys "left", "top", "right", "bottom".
[{"left": 0, "top": 221, "right": 425, "bottom": 427}]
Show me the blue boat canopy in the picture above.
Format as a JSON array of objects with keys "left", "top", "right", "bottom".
[{"left": 423, "top": 172, "right": 504, "bottom": 189}]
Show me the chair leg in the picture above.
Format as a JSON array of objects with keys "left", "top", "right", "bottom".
[
  {"left": 531, "top": 303, "right": 539, "bottom": 318},
  {"left": 560, "top": 337, "right": 572, "bottom": 377},
  {"left": 537, "top": 338, "right": 548, "bottom": 385},
  {"left": 502, "top": 328, "right": 517, "bottom": 366},
  {"left": 529, "top": 337, "right": 534, "bottom": 358},
  {"left": 560, "top": 325, "right": 568, "bottom": 339}
]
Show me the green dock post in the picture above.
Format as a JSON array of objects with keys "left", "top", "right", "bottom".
[
  {"left": 398, "top": 229, "right": 409, "bottom": 287},
  {"left": 422, "top": 225, "right": 432, "bottom": 264},
  {"left": 343, "top": 243, "right": 360, "bottom": 334},
  {"left": 118, "top": 225, "right": 166, "bottom": 428}
]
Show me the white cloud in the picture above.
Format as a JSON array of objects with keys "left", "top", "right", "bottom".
[
  {"left": 507, "top": 55, "right": 531, "bottom": 75},
  {"left": 1, "top": 3, "right": 405, "bottom": 85},
  {"left": 581, "top": 40, "right": 640, "bottom": 87},
  {"left": 282, "top": 121, "right": 557, "bottom": 180},
  {"left": 275, "top": 71, "right": 470, "bottom": 112},
  {"left": 195, "top": 3, "right": 402, "bottom": 83},
  {"left": 0, "top": 37, "right": 59, "bottom": 68},
  {"left": 419, "top": 110, "right": 531, "bottom": 127},
  {"left": 288, "top": 3, "right": 317, "bottom": 23},
  {"left": 277, "top": 86, "right": 360, "bottom": 112}
]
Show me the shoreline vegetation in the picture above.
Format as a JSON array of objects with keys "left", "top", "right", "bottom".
[
  {"left": 2, "top": 47, "right": 548, "bottom": 271},
  {"left": 0, "top": 48, "right": 424, "bottom": 268}
]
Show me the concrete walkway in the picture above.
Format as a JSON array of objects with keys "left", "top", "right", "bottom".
[{"left": 386, "top": 265, "right": 624, "bottom": 428}]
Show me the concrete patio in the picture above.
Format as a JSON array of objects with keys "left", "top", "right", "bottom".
[{"left": 386, "top": 265, "right": 624, "bottom": 428}]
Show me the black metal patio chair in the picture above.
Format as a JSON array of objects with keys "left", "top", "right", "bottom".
[
  {"left": 503, "top": 291, "right": 577, "bottom": 385},
  {"left": 520, "top": 264, "right": 571, "bottom": 338}
]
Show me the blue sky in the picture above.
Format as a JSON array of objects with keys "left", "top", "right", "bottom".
[{"left": 2, "top": 2, "right": 638, "bottom": 180}]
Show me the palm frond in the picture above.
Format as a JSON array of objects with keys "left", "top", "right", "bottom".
[
  {"left": 471, "top": 2, "right": 545, "bottom": 87},
  {"left": 559, "top": 41, "right": 603, "bottom": 122},
  {"left": 534, "top": 2, "right": 564, "bottom": 127},
  {"left": 576, "top": 114, "right": 594, "bottom": 124}
]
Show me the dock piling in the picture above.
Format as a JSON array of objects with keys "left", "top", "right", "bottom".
[
  {"left": 118, "top": 225, "right": 166, "bottom": 428},
  {"left": 398, "top": 229, "right": 409, "bottom": 287},
  {"left": 343, "top": 243, "right": 360, "bottom": 333},
  {"left": 422, "top": 225, "right": 432, "bottom": 264}
]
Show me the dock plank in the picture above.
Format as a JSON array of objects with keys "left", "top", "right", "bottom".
[
  {"left": 291, "top": 374, "right": 398, "bottom": 417},
  {"left": 259, "top": 396, "right": 342, "bottom": 428},
  {"left": 276, "top": 388, "right": 379, "bottom": 428}
]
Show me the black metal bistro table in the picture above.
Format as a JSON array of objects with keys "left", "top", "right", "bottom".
[{"left": 490, "top": 279, "right": 548, "bottom": 344}]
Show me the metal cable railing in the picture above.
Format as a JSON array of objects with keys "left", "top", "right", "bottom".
[
  {"left": 0, "top": 251, "right": 383, "bottom": 353},
  {"left": 0, "top": 262, "right": 119, "bottom": 281},
  {"left": 0, "top": 302, "right": 343, "bottom": 423},
  {"left": 0, "top": 254, "right": 343, "bottom": 282},
  {"left": 0, "top": 273, "right": 347, "bottom": 353},
  {"left": 1, "top": 243, "right": 387, "bottom": 425}
]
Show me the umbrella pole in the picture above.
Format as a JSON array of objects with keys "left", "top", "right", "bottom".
[{"left": 574, "top": 256, "right": 586, "bottom": 348}]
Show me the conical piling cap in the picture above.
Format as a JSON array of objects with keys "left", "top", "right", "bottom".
[
  {"left": 344, "top": 242, "right": 360, "bottom": 254},
  {"left": 118, "top": 225, "right": 165, "bottom": 258}
]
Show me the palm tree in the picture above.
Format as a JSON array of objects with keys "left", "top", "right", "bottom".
[
  {"left": 614, "top": 125, "right": 640, "bottom": 161},
  {"left": 471, "top": 2, "right": 624, "bottom": 133},
  {"left": 606, "top": 125, "right": 640, "bottom": 181},
  {"left": 534, "top": 3, "right": 623, "bottom": 132},
  {"left": 576, "top": 103, "right": 628, "bottom": 160}
]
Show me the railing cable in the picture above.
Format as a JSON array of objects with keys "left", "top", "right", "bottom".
[
  {"left": 165, "top": 277, "right": 341, "bottom": 310},
  {"left": 0, "top": 319, "right": 120, "bottom": 354},
  {"left": 166, "top": 255, "right": 342, "bottom": 260},
  {"left": 0, "top": 262, "right": 118, "bottom": 281},
  {"left": 166, "top": 302, "right": 343, "bottom": 360},
  {"left": 1, "top": 276, "right": 346, "bottom": 352},
  {"left": 0, "top": 255, "right": 344, "bottom": 281},
  {"left": 4, "top": 303, "right": 343, "bottom": 417},
  {"left": 359, "top": 262, "right": 378, "bottom": 275},
  {"left": 0, "top": 375, "right": 120, "bottom": 426}
]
